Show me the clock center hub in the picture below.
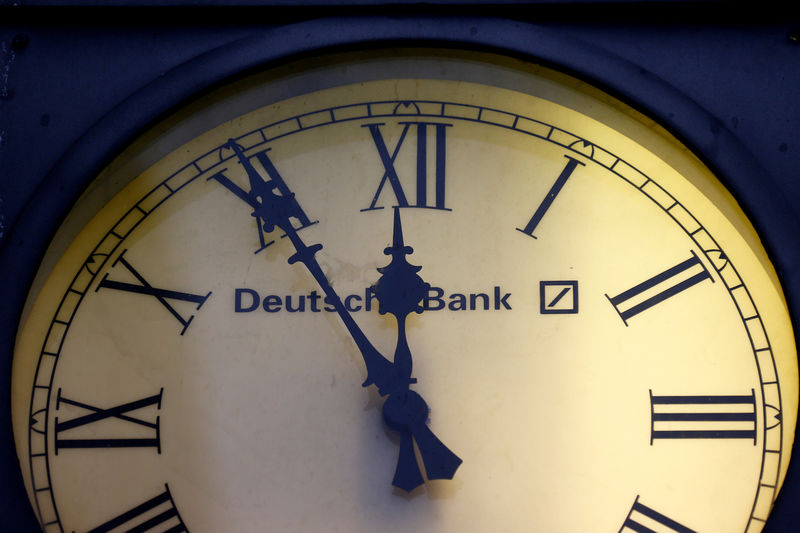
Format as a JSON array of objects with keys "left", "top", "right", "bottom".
[{"left": 382, "top": 390, "right": 429, "bottom": 431}]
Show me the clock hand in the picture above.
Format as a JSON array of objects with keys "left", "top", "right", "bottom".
[
  {"left": 214, "top": 141, "right": 461, "bottom": 490},
  {"left": 373, "top": 207, "right": 462, "bottom": 491},
  {"left": 372, "top": 206, "right": 427, "bottom": 384},
  {"left": 212, "top": 140, "right": 403, "bottom": 395}
]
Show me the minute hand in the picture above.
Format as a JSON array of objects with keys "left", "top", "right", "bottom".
[
  {"left": 279, "top": 226, "right": 409, "bottom": 396},
  {"left": 214, "top": 142, "right": 460, "bottom": 490},
  {"left": 266, "top": 193, "right": 460, "bottom": 491},
  {"left": 213, "top": 140, "right": 402, "bottom": 394}
]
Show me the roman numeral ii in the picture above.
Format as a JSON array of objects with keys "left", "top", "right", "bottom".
[{"left": 606, "top": 252, "right": 712, "bottom": 325}]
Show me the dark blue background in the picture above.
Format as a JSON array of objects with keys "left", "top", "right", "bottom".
[{"left": 1, "top": 4, "right": 798, "bottom": 531}]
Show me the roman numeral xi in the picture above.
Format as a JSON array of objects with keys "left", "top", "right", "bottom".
[{"left": 208, "top": 141, "right": 316, "bottom": 254}]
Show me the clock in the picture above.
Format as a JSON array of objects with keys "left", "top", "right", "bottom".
[{"left": 1, "top": 10, "right": 799, "bottom": 533}]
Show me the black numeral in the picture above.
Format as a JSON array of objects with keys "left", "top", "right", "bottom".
[
  {"left": 650, "top": 390, "right": 757, "bottom": 443},
  {"left": 83, "top": 484, "right": 187, "bottom": 533},
  {"left": 362, "top": 121, "right": 450, "bottom": 211},
  {"left": 209, "top": 142, "right": 316, "bottom": 253},
  {"left": 606, "top": 252, "right": 712, "bottom": 325},
  {"left": 517, "top": 155, "right": 584, "bottom": 239},
  {"left": 620, "top": 496, "right": 696, "bottom": 533},
  {"left": 55, "top": 388, "right": 163, "bottom": 454},
  {"left": 97, "top": 250, "right": 211, "bottom": 335}
]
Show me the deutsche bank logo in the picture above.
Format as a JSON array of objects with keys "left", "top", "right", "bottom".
[{"left": 540, "top": 281, "right": 579, "bottom": 314}]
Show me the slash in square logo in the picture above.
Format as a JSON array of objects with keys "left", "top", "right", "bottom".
[{"left": 540, "top": 280, "right": 579, "bottom": 314}]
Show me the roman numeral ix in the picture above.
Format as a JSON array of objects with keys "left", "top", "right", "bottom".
[{"left": 55, "top": 388, "right": 163, "bottom": 454}]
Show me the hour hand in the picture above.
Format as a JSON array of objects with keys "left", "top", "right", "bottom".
[
  {"left": 373, "top": 208, "right": 462, "bottom": 490},
  {"left": 383, "top": 390, "right": 463, "bottom": 491},
  {"left": 209, "top": 139, "right": 400, "bottom": 395},
  {"left": 210, "top": 144, "right": 460, "bottom": 489}
]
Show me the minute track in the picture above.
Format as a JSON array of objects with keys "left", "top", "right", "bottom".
[{"left": 17, "top": 71, "right": 792, "bottom": 530}]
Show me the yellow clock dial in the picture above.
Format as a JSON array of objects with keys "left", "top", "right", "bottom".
[{"left": 11, "top": 52, "right": 798, "bottom": 532}]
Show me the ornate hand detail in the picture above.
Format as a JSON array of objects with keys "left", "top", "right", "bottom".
[
  {"left": 214, "top": 140, "right": 461, "bottom": 491},
  {"left": 373, "top": 208, "right": 462, "bottom": 491}
]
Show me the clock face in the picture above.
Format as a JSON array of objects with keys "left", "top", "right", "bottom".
[{"left": 10, "top": 52, "right": 798, "bottom": 532}]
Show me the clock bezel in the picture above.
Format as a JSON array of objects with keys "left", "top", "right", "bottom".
[{"left": 1, "top": 17, "right": 798, "bottom": 532}]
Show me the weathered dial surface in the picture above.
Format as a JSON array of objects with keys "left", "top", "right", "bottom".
[{"left": 11, "top": 56, "right": 798, "bottom": 532}]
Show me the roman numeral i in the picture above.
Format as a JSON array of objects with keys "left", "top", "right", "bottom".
[{"left": 517, "top": 155, "right": 584, "bottom": 239}]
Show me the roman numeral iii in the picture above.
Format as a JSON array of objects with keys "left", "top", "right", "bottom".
[{"left": 650, "top": 390, "right": 757, "bottom": 443}]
